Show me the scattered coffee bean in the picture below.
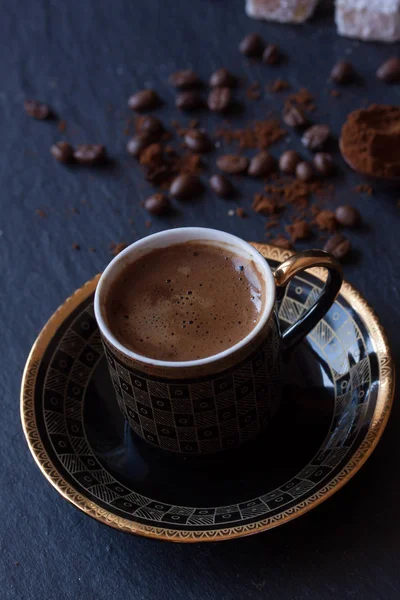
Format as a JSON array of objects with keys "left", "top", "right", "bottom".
[
  {"left": 282, "top": 105, "right": 308, "bottom": 128},
  {"left": 376, "top": 57, "right": 400, "bottom": 83},
  {"left": 128, "top": 89, "right": 160, "bottom": 111},
  {"left": 330, "top": 61, "right": 356, "bottom": 84},
  {"left": 168, "top": 69, "right": 202, "bottom": 89},
  {"left": 262, "top": 44, "right": 281, "bottom": 65},
  {"left": 248, "top": 151, "right": 276, "bottom": 177},
  {"left": 313, "top": 152, "right": 335, "bottom": 176},
  {"left": 144, "top": 193, "right": 171, "bottom": 215},
  {"left": 324, "top": 233, "right": 351, "bottom": 260},
  {"left": 184, "top": 129, "right": 213, "bottom": 153},
  {"left": 296, "top": 161, "right": 314, "bottom": 182},
  {"left": 24, "top": 99, "right": 51, "bottom": 120},
  {"left": 216, "top": 154, "right": 249, "bottom": 174},
  {"left": 176, "top": 90, "right": 204, "bottom": 111},
  {"left": 136, "top": 115, "right": 164, "bottom": 137},
  {"left": 279, "top": 150, "right": 301, "bottom": 174},
  {"left": 239, "top": 33, "right": 265, "bottom": 57},
  {"left": 209, "top": 174, "right": 235, "bottom": 197},
  {"left": 335, "top": 205, "right": 360, "bottom": 227},
  {"left": 286, "top": 220, "right": 311, "bottom": 242},
  {"left": 207, "top": 87, "right": 232, "bottom": 112},
  {"left": 170, "top": 174, "right": 203, "bottom": 199},
  {"left": 209, "top": 68, "right": 237, "bottom": 88},
  {"left": 302, "top": 124, "right": 331, "bottom": 151},
  {"left": 315, "top": 209, "right": 337, "bottom": 232},
  {"left": 126, "top": 133, "right": 152, "bottom": 158},
  {"left": 50, "top": 141, "right": 74, "bottom": 163},
  {"left": 73, "top": 144, "right": 106, "bottom": 165}
]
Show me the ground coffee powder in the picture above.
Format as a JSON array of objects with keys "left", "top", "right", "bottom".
[{"left": 340, "top": 104, "right": 400, "bottom": 178}]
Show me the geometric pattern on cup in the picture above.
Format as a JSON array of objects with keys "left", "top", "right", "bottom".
[{"left": 103, "top": 317, "right": 281, "bottom": 454}]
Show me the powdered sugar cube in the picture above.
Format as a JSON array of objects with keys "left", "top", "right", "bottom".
[
  {"left": 246, "top": 0, "right": 319, "bottom": 23},
  {"left": 336, "top": 0, "right": 400, "bottom": 42}
]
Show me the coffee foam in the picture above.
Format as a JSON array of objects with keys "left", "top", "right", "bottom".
[{"left": 105, "top": 241, "right": 265, "bottom": 361}]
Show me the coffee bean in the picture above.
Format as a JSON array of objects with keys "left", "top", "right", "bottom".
[
  {"left": 313, "top": 152, "right": 335, "bottom": 176},
  {"left": 136, "top": 115, "right": 164, "bottom": 137},
  {"left": 144, "top": 193, "right": 171, "bottom": 215},
  {"left": 282, "top": 105, "right": 308, "bottom": 128},
  {"left": 239, "top": 33, "right": 265, "bottom": 57},
  {"left": 126, "top": 133, "right": 152, "bottom": 158},
  {"left": 324, "top": 234, "right": 351, "bottom": 260},
  {"left": 170, "top": 174, "right": 203, "bottom": 199},
  {"left": 376, "top": 57, "right": 400, "bottom": 83},
  {"left": 184, "top": 129, "right": 213, "bottom": 153},
  {"left": 24, "top": 99, "right": 51, "bottom": 120},
  {"left": 73, "top": 144, "right": 106, "bottom": 165},
  {"left": 216, "top": 154, "right": 249, "bottom": 174},
  {"left": 302, "top": 124, "right": 331, "bottom": 151},
  {"left": 168, "top": 69, "right": 202, "bottom": 89},
  {"left": 128, "top": 89, "right": 160, "bottom": 111},
  {"left": 209, "top": 174, "right": 235, "bottom": 197},
  {"left": 330, "top": 61, "right": 356, "bottom": 84},
  {"left": 207, "top": 87, "right": 232, "bottom": 112},
  {"left": 248, "top": 151, "right": 276, "bottom": 177},
  {"left": 296, "top": 161, "right": 314, "bottom": 182},
  {"left": 50, "top": 141, "right": 74, "bottom": 163},
  {"left": 279, "top": 150, "right": 301, "bottom": 174},
  {"left": 262, "top": 44, "right": 281, "bottom": 65},
  {"left": 209, "top": 68, "right": 237, "bottom": 88},
  {"left": 176, "top": 91, "right": 204, "bottom": 111},
  {"left": 335, "top": 205, "right": 360, "bottom": 227}
]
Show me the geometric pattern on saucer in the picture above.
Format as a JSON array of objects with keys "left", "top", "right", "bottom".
[
  {"left": 39, "top": 293, "right": 368, "bottom": 526},
  {"left": 21, "top": 244, "right": 394, "bottom": 542}
]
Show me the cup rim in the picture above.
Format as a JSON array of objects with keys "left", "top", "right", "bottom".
[{"left": 94, "top": 227, "right": 276, "bottom": 369}]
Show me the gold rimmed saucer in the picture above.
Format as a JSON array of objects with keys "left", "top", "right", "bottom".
[{"left": 21, "top": 244, "right": 394, "bottom": 542}]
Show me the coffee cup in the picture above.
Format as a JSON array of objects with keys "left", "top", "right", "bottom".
[{"left": 94, "top": 228, "right": 342, "bottom": 455}]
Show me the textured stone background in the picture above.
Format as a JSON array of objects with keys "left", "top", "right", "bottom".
[{"left": 1, "top": 0, "right": 399, "bottom": 598}]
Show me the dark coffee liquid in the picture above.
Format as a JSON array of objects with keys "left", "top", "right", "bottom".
[{"left": 105, "top": 241, "right": 265, "bottom": 361}]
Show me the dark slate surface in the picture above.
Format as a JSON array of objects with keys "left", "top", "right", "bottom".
[{"left": 1, "top": 0, "right": 399, "bottom": 598}]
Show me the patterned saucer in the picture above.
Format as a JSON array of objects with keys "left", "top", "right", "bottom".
[{"left": 21, "top": 244, "right": 394, "bottom": 542}]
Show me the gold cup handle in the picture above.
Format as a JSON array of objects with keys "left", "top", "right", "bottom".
[{"left": 273, "top": 250, "right": 343, "bottom": 351}]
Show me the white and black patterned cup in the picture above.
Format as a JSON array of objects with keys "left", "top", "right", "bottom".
[{"left": 94, "top": 228, "right": 342, "bottom": 455}]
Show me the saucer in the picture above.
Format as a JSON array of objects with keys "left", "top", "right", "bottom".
[{"left": 21, "top": 244, "right": 394, "bottom": 542}]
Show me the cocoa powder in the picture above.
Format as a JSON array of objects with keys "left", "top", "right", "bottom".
[
  {"left": 285, "top": 88, "right": 315, "bottom": 112},
  {"left": 246, "top": 82, "right": 261, "bottom": 101},
  {"left": 354, "top": 183, "right": 374, "bottom": 196},
  {"left": 269, "top": 235, "right": 293, "bottom": 250},
  {"left": 264, "top": 177, "right": 323, "bottom": 204},
  {"left": 252, "top": 194, "right": 280, "bottom": 215},
  {"left": 216, "top": 118, "right": 285, "bottom": 150},
  {"left": 268, "top": 79, "right": 290, "bottom": 93},
  {"left": 341, "top": 104, "right": 400, "bottom": 178}
]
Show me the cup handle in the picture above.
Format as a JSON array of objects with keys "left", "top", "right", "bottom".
[{"left": 273, "top": 250, "right": 343, "bottom": 352}]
